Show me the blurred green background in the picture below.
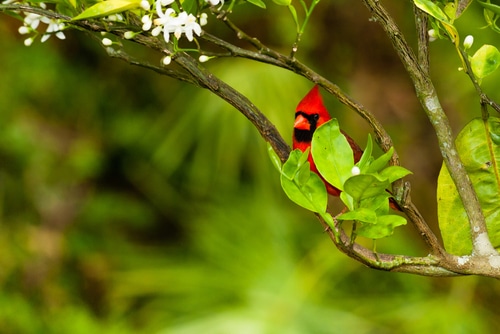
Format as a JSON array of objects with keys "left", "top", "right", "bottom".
[{"left": 1, "top": 1, "right": 500, "bottom": 333}]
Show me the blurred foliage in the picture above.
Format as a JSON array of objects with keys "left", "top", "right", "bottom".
[{"left": 1, "top": 1, "right": 500, "bottom": 333}]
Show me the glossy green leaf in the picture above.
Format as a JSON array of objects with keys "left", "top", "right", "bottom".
[
  {"left": 437, "top": 117, "right": 500, "bottom": 255},
  {"left": 272, "top": 0, "right": 291, "bottom": 6},
  {"left": 280, "top": 149, "right": 327, "bottom": 213},
  {"left": 478, "top": 0, "right": 500, "bottom": 16},
  {"left": 360, "top": 194, "right": 391, "bottom": 215},
  {"left": 343, "top": 174, "right": 390, "bottom": 202},
  {"left": 246, "top": 0, "right": 266, "bottom": 9},
  {"left": 413, "top": 0, "right": 450, "bottom": 22},
  {"left": 366, "top": 147, "right": 394, "bottom": 174},
  {"left": 267, "top": 144, "right": 282, "bottom": 172},
  {"left": 470, "top": 44, "right": 500, "bottom": 79},
  {"left": 357, "top": 215, "right": 407, "bottom": 239},
  {"left": 413, "top": 0, "right": 459, "bottom": 43},
  {"left": 357, "top": 134, "right": 373, "bottom": 172},
  {"left": 337, "top": 208, "right": 377, "bottom": 223},
  {"left": 181, "top": 0, "right": 197, "bottom": 14},
  {"left": 288, "top": 5, "right": 299, "bottom": 29},
  {"left": 443, "top": 2, "right": 456, "bottom": 21},
  {"left": 281, "top": 149, "right": 303, "bottom": 180},
  {"left": 72, "top": 0, "right": 141, "bottom": 20},
  {"left": 379, "top": 165, "right": 412, "bottom": 184},
  {"left": 311, "top": 119, "right": 354, "bottom": 192}
]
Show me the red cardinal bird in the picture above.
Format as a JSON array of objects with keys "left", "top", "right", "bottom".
[
  {"left": 293, "top": 85, "right": 363, "bottom": 197},
  {"left": 292, "top": 86, "right": 401, "bottom": 211}
]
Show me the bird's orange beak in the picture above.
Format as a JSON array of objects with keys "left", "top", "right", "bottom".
[{"left": 294, "top": 114, "right": 310, "bottom": 130}]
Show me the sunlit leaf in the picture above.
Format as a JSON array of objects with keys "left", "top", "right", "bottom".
[
  {"left": 437, "top": 117, "right": 500, "bottom": 255},
  {"left": 311, "top": 119, "right": 354, "bottom": 192},
  {"left": 337, "top": 208, "right": 377, "bottom": 223},
  {"left": 272, "top": 0, "right": 291, "bottom": 6},
  {"left": 344, "top": 174, "right": 390, "bottom": 202},
  {"left": 413, "top": 0, "right": 451, "bottom": 22},
  {"left": 357, "top": 134, "right": 373, "bottom": 172},
  {"left": 72, "top": 0, "right": 141, "bottom": 20},
  {"left": 267, "top": 143, "right": 282, "bottom": 172},
  {"left": 280, "top": 149, "right": 327, "bottom": 213},
  {"left": 366, "top": 147, "right": 394, "bottom": 174},
  {"left": 357, "top": 215, "right": 407, "bottom": 239},
  {"left": 280, "top": 171, "right": 327, "bottom": 213},
  {"left": 470, "top": 44, "right": 500, "bottom": 79},
  {"left": 379, "top": 165, "right": 412, "bottom": 184},
  {"left": 281, "top": 149, "right": 304, "bottom": 180},
  {"left": 246, "top": 0, "right": 266, "bottom": 9}
]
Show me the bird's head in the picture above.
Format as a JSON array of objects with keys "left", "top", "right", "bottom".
[{"left": 293, "top": 85, "right": 331, "bottom": 143}]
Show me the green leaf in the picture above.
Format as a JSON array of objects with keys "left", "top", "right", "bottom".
[
  {"left": 443, "top": 1, "right": 456, "bottom": 22},
  {"left": 366, "top": 147, "right": 394, "bottom": 174},
  {"left": 357, "top": 215, "right": 407, "bottom": 239},
  {"left": 360, "top": 194, "right": 391, "bottom": 215},
  {"left": 280, "top": 149, "right": 327, "bottom": 213},
  {"left": 478, "top": 0, "right": 500, "bottom": 16},
  {"left": 379, "top": 165, "right": 412, "bottom": 183},
  {"left": 413, "top": 0, "right": 450, "bottom": 22},
  {"left": 357, "top": 134, "right": 373, "bottom": 172},
  {"left": 437, "top": 117, "right": 500, "bottom": 255},
  {"left": 288, "top": 5, "right": 299, "bottom": 29},
  {"left": 272, "top": 0, "right": 291, "bottom": 6},
  {"left": 280, "top": 168, "right": 327, "bottom": 213},
  {"left": 337, "top": 208, "right": 377, "bottom": 223},
  {"left": 267, "top": 143, "right": 282, "bottom": 172},
  {"left": 470, "top": 44, "right": 500, "bottom": 79},
  {"left": 343, "top": 174, "right": 390, "bottom": 202},
  {"left": 281, "top": 149, "right": 304, "bottom": 180},
  {"left": 413, "top": 0, "right": 459, "bottom": 44},
  {"left": 181, "top": 0, "right": 197, "bottom": 14},
  {"left": 72, "top": 0, "right": 141, "bottom": 20},
  {"left": 311, "top": 119, "right": 354, "bottom": 192},
  {"left": 246, "top": 0, "right": 266, "bottom": 9}
]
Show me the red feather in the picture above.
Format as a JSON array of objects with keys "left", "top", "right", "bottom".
[
  {"left": 292, "top": 85, "right": 401, "bottom": 210},
  {"left": 293, "top": 85, "right": 362, "bottom": 196}
]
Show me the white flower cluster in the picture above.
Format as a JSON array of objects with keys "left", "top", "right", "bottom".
[
  {"left": 16, "top": 3, "right": 66, "bottom": 46},
  {"left": 141, "top": 0, "right": 203, "bottom": 43}
]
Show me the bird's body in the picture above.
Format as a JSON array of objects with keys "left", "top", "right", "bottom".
[{"left": 293, "top": 85, "right": 363, "bottom": 196}]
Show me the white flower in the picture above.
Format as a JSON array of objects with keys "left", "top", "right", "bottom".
[
  {"left": 19, "top": 10, "right": 66, "bottom": 45},
  {"left": 41, "top": 19, "right": 66, "bottom": 42},
  {"left": 152, "top": 3, "right": 202, "bottom": 43},
  {"left": 464, "top": 35, "right": 474, "bottom": 50},
  {"left": 24, "top": 13, "right": 49, "bottom": 30},
  {"left": 351, "top": 166, "right": 361, "bottom": 176},
  {"left": 179, "top": 12, "right": 201, "bottom": 41}
]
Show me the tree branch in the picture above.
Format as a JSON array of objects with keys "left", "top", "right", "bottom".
[{"left": 361, "top": 0, "right": 497, "bottom": 256}]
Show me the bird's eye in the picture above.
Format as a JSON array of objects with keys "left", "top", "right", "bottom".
[{"left": 313, "top": 114, "right": 319, "bottom": 120}]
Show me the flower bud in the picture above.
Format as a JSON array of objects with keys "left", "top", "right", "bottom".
[
  {"left": 463, "top": 35, "right": 474, "bottom": 50},
  {"left": 162, "top": 56, "right": 172, "bottom": 65},
  {"left": 428, "top": 29, "right": 437, "bottom": 42},
  {"left": 102, "top": 38, "right": 113, "bottom": 46},
  {"left": 351, "top": 166, "right": 361, "bottom": 176}
]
